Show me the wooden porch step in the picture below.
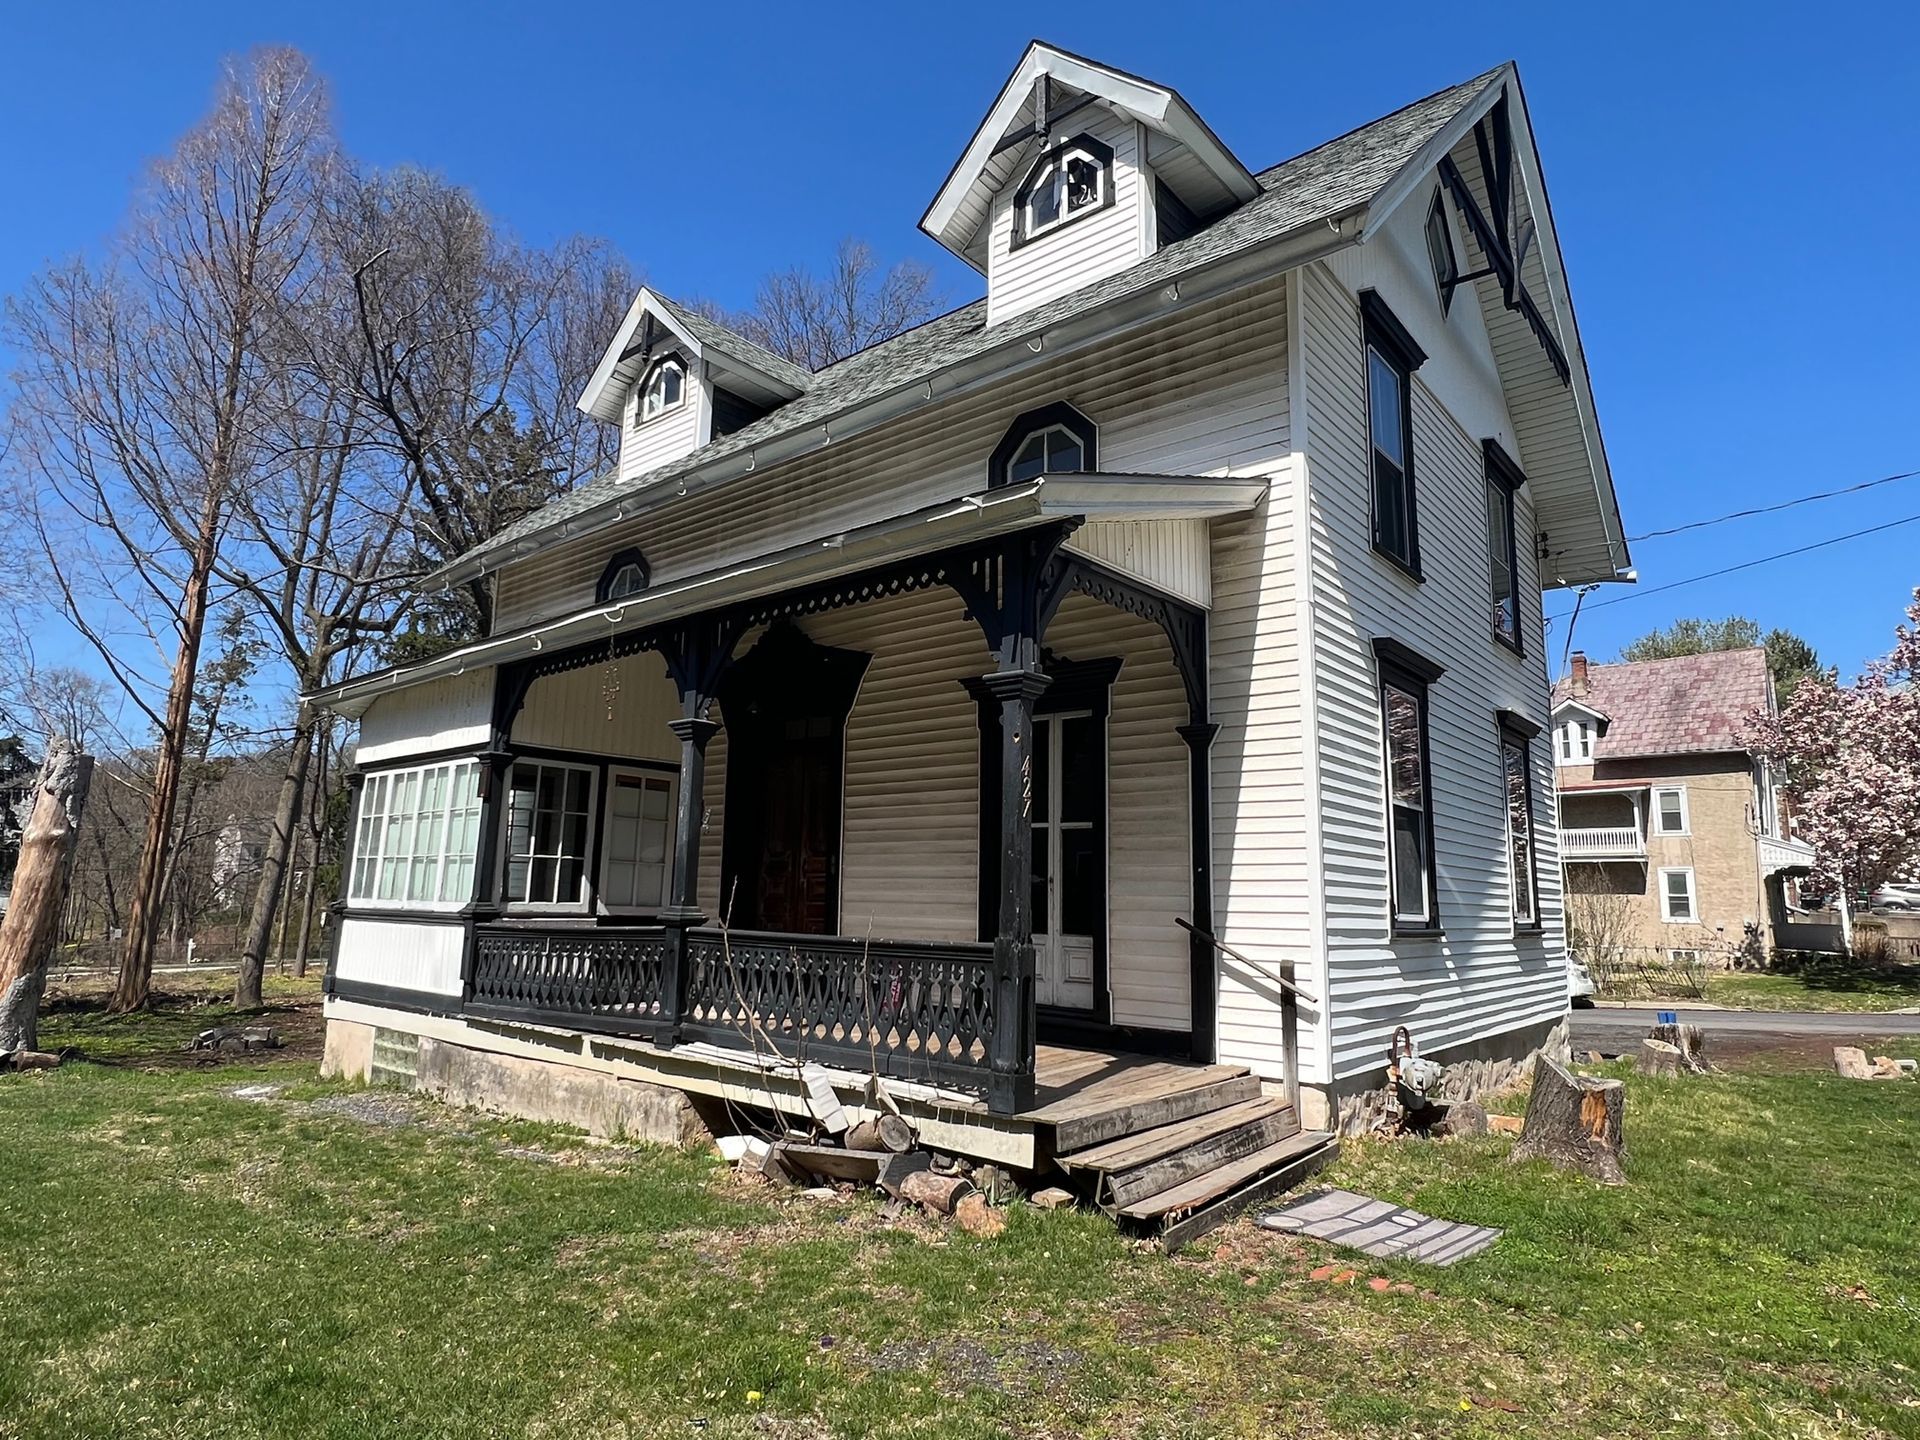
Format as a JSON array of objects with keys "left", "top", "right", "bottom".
[
  {"left": 1153, "top": 1133, "right": 1340, "bottom": 1253},
  {"left": 1035, "top": 1071, "right": 1262, "bottom": 1154},
  {"left": 1119, "top": 1129, "right": 1338, "bottom": 1223},
  {"left": 1058, "top": 1097, "right": 1302, "bottom": 1211}
]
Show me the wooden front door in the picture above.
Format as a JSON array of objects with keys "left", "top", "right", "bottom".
[
  {"left": 751, "top": 716, "right": 840, "bottom": 934},
  {"left": 719, "top": 624, "right": 870, "bottom": 937}
]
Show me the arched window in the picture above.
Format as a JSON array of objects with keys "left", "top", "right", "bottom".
[
  {"left": 1013, "top": 134, "right": 1114, "bottom": 246},
  {"left": 637, "top": 357, "right": 685, "bottom": 423},
  {"left": 596, "top": 548, "right": 652, "bottom": 603},
  {"left": 988, "top": 402, "right": 1099, "bottom": 490}
]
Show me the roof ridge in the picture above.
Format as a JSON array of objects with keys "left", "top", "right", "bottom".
[{"left": 1250, "top": 64, "right": 1508, "bottom": 187}]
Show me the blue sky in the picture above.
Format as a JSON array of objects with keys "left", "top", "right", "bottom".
[{"left": 4, "top": 0, "right": 1917, "bottom": 683}]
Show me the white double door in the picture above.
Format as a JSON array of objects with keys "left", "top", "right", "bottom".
[{"left": 1029, "top": 710, "right": 1100, "bottom": 1012}]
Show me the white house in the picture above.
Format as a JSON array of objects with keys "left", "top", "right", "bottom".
[{"left": 311, "top": 44, "right": 1630, "bottom": 1236}]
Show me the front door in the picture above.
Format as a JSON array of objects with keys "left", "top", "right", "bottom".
[
  {"left": 1031, "top": 710, "right": 1102, "bottom": 1011},
  {"left": 751, "top": 717, "right": 839, "bottom": 934}
]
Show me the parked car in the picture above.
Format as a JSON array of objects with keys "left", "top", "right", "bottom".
[
  {"left": 1870, "top": 884, "right": 1920, "bottom": 912},
  {"left": 1567, "top": 953, "right": 1597, "bottom": 1007}
]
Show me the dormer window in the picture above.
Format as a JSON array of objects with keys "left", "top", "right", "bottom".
[
  {"left": 1013, "top": 134, "right": 1114, "bottom": 246},
  {"left": 596, "top": 548, "right": 652, "bottom": 603},
  {"left": 989, "top": 402, "right": 1099, "bottom": 489},
  {"left": 638, "top": 357, "right": 685, "bottom": 423}
]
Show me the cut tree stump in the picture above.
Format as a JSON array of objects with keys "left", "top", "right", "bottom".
[
  {"left": 1511, "top": 1058, "right": 1627, "bottom": 1185},
  {"left": 1636, "top": 1039, "right": 1685, "bottom": 1078},
  {"left": 1648, "top": 1023, "right": 1709, "bottom": 1074}
]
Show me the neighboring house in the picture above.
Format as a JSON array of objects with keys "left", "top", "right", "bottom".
[
  {"left": 212, "top": 817, "right": 269, "bottom": 910},
  {"left": 309, "top": 44, "right": 1629, "bottom": 1217},
  {"left": 1552, "top": 649, "right": 1821, "bottom": 966}
]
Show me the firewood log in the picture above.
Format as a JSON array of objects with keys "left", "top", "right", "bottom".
[
  {"left": 845, "top": 1114, "right": 915, "bottom": 1154},
  {"left": 898, "top": 1169, "right": 976, "bottom": 1217}
]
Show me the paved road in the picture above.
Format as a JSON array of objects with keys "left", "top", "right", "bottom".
[{"left": 1572, "top": 1004, "right": 1920, "bottom": 1055}]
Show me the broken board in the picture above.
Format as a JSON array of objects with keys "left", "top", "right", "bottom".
[{"left": 1257, "top": 1187, "right": 1501, "bottom": 1266}]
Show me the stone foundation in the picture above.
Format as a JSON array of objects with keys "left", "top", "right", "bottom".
[
  {"left": 1308, "top": 1013, "right": 1572, "bottom": 1137},
  {"left": 318, "top": 1017, "right": 713, "bottom": 1148}
]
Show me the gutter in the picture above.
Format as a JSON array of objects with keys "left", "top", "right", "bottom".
[{"left": 430, "top": 206, "right": 1367, "bottom": 590}]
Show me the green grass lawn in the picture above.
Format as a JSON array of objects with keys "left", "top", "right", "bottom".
[
  {"left": 0, "top": 1047, "right": 1916, "bottom": 1438},
  {"left": 1600, "top": 952, "right": 1920, "bottom": 1013}
]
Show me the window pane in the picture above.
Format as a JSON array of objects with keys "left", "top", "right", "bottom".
[
  {"left": 1504, "top": 741, "right": 1535, "bottom": 925},
  {"left": 1665, "top": 871, "right": 1693, "bottom": 920},
  {"left": 1487, "top": 480, "right": 1517, "bottom": 641},
  {"left": 1046, "top": 431, "right": 1083, "bottom": 472},
  {"left": 1368, "top": 349, "right": 1404, "bottom": 468},
  {"left": 1058, "top": 826, "right": 1099, "bottom": 936},
  {"left": 1059, "top": 715, "right": 1099, "bottom": 824},
  {"left": 1393, "top": 806, "right": 1428, "bottom": 919},
  {"left": 1030, "top": 721, "right": 1050, "bottom": 825},
  {"left": 1373, "top": 456, "right": 1407, "bottom": 563},
  {"left": 1065, "top": 154, "right": 1100, "bottom": 212},
  {"left": 1027, "top": 162, "right": 1061, "bottom": 230},
  {"left": 1029, "top": 825, "right": 1049, "bottom": 934},
  {"left": 1657, "top": 790, "right": 1684, "bottom": 832},
  {"left": 1384, "top": 687, "right": 1424, "bottom": 808}
]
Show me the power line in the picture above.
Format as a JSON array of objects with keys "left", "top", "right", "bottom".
[
  {"left": 1583, "top": 510, "right": 1920, "bottom": 612},
  {"left": 1629, "top": 467, "right": 1920, "bottom": 541}
]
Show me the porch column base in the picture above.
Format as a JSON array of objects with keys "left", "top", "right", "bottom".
[{"left": 662, "top": 715, "right": 721, "bottom": 1050}]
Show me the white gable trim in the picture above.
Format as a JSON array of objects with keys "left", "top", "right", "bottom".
[
  {"left": 1549, "top": 697, "right": 1608, "bottom": 725},
  {"left": 579, "top": 288, "right": 806, "bottom": 424},
  {"left": 921, "top": 42, "right": 1258, "bottom": 266}
]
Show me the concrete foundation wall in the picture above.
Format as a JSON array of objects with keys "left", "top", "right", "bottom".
[
  {"left": 321, "top": 1017, "right": 375, "bottom": 1082},
  {"left": 414, "top": 1037, "right": 713, "bottom": 1145},
  {"left": 1295, "top": 1011, "right": 1571, "bottom": 1135}
]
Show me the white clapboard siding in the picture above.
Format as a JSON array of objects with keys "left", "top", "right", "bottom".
[
  {"left": 1300, "top": 261, "right": 1563, "bottom": 1083},
  {"left": 333, "top": 917, "right": 464, "bottom": 996},
  {"left": 490, "top": 277, "right": 1294, "bottom": 634},
  {"left": 355, "top": 671, "right": 493, "bottom": 765},
  {"left": 987, "top": 107, "right": 1146, "bottom": 327},
  {"left": 617, "top": 374, "right": 706, "bottom": 482},
  {"left": 512, "top": 649, "right": 680, "bottom": 764},
  {"left": 1066, "top": 518, "right": 1211, "bottom": 608}
]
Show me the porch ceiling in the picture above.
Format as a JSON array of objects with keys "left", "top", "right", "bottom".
[{"left": 309, "top": 473, "right": 1267, "bottom": 718}]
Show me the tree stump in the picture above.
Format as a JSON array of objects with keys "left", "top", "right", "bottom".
[
  {"left": 1648, "top": 1023, "right": 1709, "bottom": 1074},
  {"left": 1511, "top": 1058, "right": 1627, "bottom": 1185},
  {"left": 1636, "top": 1039, "right": 1685, "bottom": 1078},
  {"left": 0, "top": 738, "right": 95, "bottom": 1056}
]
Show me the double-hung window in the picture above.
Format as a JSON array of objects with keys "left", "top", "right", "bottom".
[
  {"left": 1652, "top": 785, "right": 1690, "bottom": 836},
  {"left": 1484, "top": 441, "right": 1526, "bottom": 652},
  {"left": 1660, "top": 867, "right": 1697, "bottom": 923},
  {"left": 1374, "top": 638, "right": 1444, "bottom": 932},
  {"left": 1361, "top": 292, "right": 1427, "bottom": 577},
  {"left": 1498, "top": 717, "right": 1540, "bottom": 929},
  {"left": 503, "top": 760, "right": 596, "bottom": 908},
  {"left": 348, "top": 759, "right": 483, "bottom": 908}
]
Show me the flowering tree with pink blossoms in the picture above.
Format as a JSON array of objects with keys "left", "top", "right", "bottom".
[{"left": 1749, "top": 589, "right": 1920, "bottom": 945}]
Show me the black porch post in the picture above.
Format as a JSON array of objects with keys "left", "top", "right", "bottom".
[
  {"left": 980, "top": 667, "right": 1049, "bottom": 1115},
  {"left": 1177, "top": 720, "right": 1219, "bottom": 1064},
  {"left": 657, "top": 619, "right": 733, "bottom": 1046}
]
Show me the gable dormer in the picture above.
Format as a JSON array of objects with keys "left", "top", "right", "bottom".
[
  {"left": 923, "top": 43, "right": 1260, "bottom": 327},
  {"left": 577, "top": 288, "right": 812, "bottom": 484}
]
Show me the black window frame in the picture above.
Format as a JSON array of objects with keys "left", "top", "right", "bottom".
[
  {"left": 988, "top": 401, "right": 1099, "bottom": 490},
  {"left": 1483, "top": 439, "right": 1527, "bottom": 656},
  {"left": 1496, "top": 709, "right": 1542, "bottom": 933},
  {"left": 595, "top": 547, "right": 652, "bottom": 604},
  {"left": 1360, "top": 291, "right": 1427, "bottom": 579},
  {"left": 1373, "top": 637, "right": 1444, "bottom": 936},
  {"left": 1425, "top": 188, "right": 1460, "bottom": 316},
  {"left": 1011, "top": 132, "right": 1117, "bottom": 249}
]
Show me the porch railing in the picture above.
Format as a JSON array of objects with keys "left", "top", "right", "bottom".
[
  {"left": 465, "top": 921, "right": 1002, "bottom": 1097},
  {"left": 1558, "top": 825, "right": 1646, "bottom": 859}
]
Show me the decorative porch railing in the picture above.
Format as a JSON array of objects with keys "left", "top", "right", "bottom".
[
  {"left": 1558, "top": 825, "right": 1646, "bottom": 859},
  {"left": 465, "top": 921, "right": 1002, "bottom": 1096}
]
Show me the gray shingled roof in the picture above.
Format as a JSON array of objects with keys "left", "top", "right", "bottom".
[
  {"left": 649, "top": 292, "right": 816, "bottom": 395},
  {"left": 449, "top": 65, "right": 1503, "bottom": 578}
]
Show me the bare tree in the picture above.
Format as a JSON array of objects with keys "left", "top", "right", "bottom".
[
  {"left": 714, "top": 238, "right": 944, "bottom": 371},
  {"left": 4, "top": 48, "right": 335, "bottom": 1011},
  {"left": 315, "top": 167, "right": 635, "bottom": 642},
  {"left": 1563, "top": 888, "right": 1637, "bottom": 994}
]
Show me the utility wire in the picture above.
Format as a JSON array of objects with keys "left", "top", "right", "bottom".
[
  {"left": 1629, "top": 467, "right": 1920, "bottom": 541},
  {"left": 1583, "top": 510, "right": 1920, "bottom": 612}
]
